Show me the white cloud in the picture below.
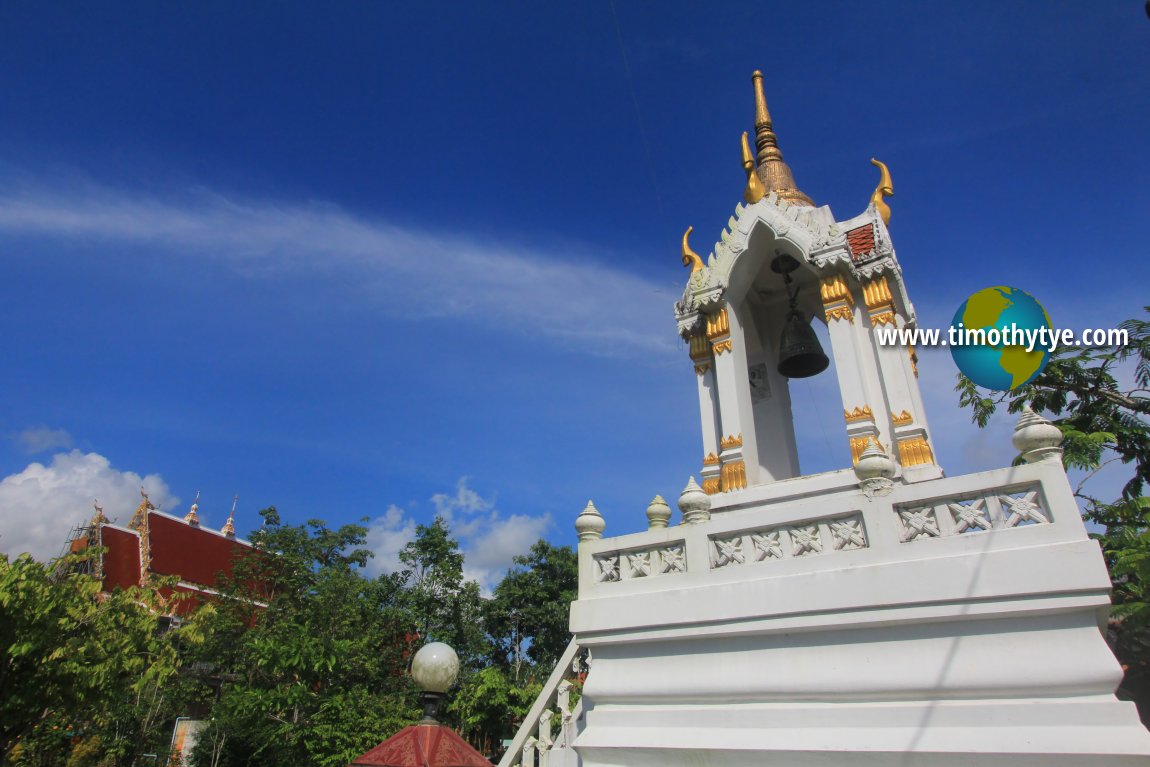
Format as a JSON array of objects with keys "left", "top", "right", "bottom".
[
  {"left": 432, "top": 478, "right": 493, "bottom": 517},
  {"left": 363, "top": 504, "right": 417, "bottom": 577},
  {"left": 0, "top": 183, "right": 681, "bottom": 358},
  {"left": 14, "top": 426, "right": 73, "bottom": 454},
  {"left": 363, "top": 478, "right": 551, "bottom": 593},
  {"left": 0, "top": 450, "right": 176, "bottom": 562},
  {"left": 461, "top": 512, "right": 552, "bottom": 593}
]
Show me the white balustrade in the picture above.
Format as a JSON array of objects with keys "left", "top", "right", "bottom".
[{"left": 497, "top": 639, "right": 583, "bottom": 767}]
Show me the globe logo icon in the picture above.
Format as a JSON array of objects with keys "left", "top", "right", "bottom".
[{"left": 950, "top": 286, "right": 1052, "bottom": 391}]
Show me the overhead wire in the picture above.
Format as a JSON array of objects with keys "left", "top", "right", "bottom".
[{"left": 608, "top": 0, "right": 668, "bottom": 228}]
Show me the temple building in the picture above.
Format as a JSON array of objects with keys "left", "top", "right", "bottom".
[
  {"left": 495, "top": 71, "right": 1150, "bottom": 767},
  {"left": 66, "top": 490, "right": 256, "bottom": 614}
]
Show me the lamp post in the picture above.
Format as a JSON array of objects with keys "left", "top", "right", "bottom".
[
  {"left": 410, "top": 641, "right": 460, "bottom": 724},
  {"left": 348, "top": 640, "right": 490, "bottom": 767}
]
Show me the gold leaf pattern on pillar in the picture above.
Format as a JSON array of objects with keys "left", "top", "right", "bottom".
[
  {"left": 721, "top": 460, "right": 747, "bottom": 492},
  {"left": 897, "top": 436, "right": 935, "bottom": 466}
]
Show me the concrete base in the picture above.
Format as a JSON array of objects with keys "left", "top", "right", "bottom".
[{"left": 570, "top": 460, "right": 1150, "bottom": 765}]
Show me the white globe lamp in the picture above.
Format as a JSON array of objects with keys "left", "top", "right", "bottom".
[{"left": 411, "top": 641, "right": 460, "bottom": 722}]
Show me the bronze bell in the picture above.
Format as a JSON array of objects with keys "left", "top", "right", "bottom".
[
  {"left": 770, "top": 251, "right": 829, "bottom": 378},
  {"left": 777, "top": 308, "right": 830, "bottom": 378}
]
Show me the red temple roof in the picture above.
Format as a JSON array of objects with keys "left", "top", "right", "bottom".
[
  {"left": 74, "top": 507, "right": 259, "bottom": 611},
  {"left": 349, "top": 723, "right": 491, "bottom": 767},
  {"left": 148, "top": 510, "right": 251, "bottom": 587}
]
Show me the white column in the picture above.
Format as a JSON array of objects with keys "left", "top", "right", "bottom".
[
  {"left": 862, "top": 275, "right": 939, "bottom": 479},
  {"left": 709, "top": 308, "right": 748, "bottom": 491},
  {"left": 821, "top": 273, "right": 885, "bottom": 465},
  {"left": 690, "top": 332, "right": 723, "bottom": 495}
]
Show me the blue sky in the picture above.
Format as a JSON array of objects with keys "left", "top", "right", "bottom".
[{"left": 1, "top": 2, "right": 1147, "bottom": 588}]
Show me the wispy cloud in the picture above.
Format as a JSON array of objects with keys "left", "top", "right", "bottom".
[
  {"left": 13, "top": 426, "right": 73, "bottom": 454},
  {"left": 0, "top": 182, "right": 681, "bottom": 357}
]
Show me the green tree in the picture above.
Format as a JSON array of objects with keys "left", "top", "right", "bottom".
[
  {"left": 0, "top": 553, "right": 204, "bottom": 767},
  {"left": 955, "top": 307, "right": 1150, "bottom": 720},
  {"left": 446, "top": 666, "right": 541, "bottom": 757},
  {"left": 395, "top": 517, "right": 489, "bottom": 669},
  {"left": 194, "top": 510, "right": 419, "bottom": 767},
  {"left": 485, "top": 540, "right": 577, "bottom": 676}
]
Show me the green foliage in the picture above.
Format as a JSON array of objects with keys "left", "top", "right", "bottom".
[
  {"left": 485, "top": 540, "right": 577, "bottom": 674},
  {"left": 193, "top": 510, "right": 419, "bottom": 767},
  {"left": 447, "top": 666, "right": 542, "bottom": 756},
  {"left": 2, "top": 503, "right": 578, "bottom": 765},
  {"left": 0, "top": 553, "right": 204, "bottom": 767},
  {"left": 955, "top": 306, "right": 1150, "bottom": 719},
  {"left": 395, "top": 517, "right": 489, "bottom": 669}
]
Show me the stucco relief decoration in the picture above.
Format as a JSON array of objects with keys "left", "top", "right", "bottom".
[
  {"left": 628, "top": 550, "right": 652, "bottom": 578},
  {"left": 749, "top": 363, "right": 771, "bottom": 402},
  {"left": 712, "top": 536, "right": 745, "bottom": 568},
  {"left": 950, "top": 499, "right": 991, "bottom": 534},
  {"left": 790, "top": 525, "right": 822, "bottom": 556},
  {"left": 595, "top": 554, "right": 620, "bottom": 583},
  {"left": 898, "top": 507, "right": 941, "bottom": 542},
  {"left": 1000, "top": 491, "right": 1050, "bottom": 527},
  {"left": 660, "top": 544, "right": 686, "bottom": 574},
  {"left": 751, "top": 530, "right": 783, "bottom": 561},
  {"left": 830, "top": 518, "right": 867, "bottom": 550}
]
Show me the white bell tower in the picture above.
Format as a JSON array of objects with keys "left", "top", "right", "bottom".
[
  {"left": 676, "top": 71, "right": 938, "bottom": 496},
  {"left": 510, "top": 70, "right": 1150, "bottom": 767}
]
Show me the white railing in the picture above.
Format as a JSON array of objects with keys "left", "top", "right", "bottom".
[{"left": 497, "top": 639, "right": 583, "bottom": 767}]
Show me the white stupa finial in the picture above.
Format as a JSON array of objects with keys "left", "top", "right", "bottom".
[
  {"left": 678, "top": 477, "right": 711, "bottom": 525},
  {"left": 575, "top": 500, "right": 605, "bottom": 541}
]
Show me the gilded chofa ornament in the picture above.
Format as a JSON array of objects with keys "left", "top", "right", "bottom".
[
  {"left": 681, "top": 226, "right": 705, "bottom": 273},
  {"left": 870, "top": 158, "right": 893, "bottom": 225},
  {"left": 741, "top": 131, "right": 767, "bottom": 204}
]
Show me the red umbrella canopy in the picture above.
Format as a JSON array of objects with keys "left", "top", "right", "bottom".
[{"left": 349, "top": 723, "right": 491, "bottom": 767}]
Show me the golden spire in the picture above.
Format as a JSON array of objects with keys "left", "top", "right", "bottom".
[
  {"left": 184, "top": 490, "right": 201, "bottom": 526},
  {"left": 869, "top": 158, "right": 893, "bottom": 225},
  {"left": 681, "top": 226, "right": 705, "bottom": 272},
  {"left": 221, "top": 494, "right": 237, "bottom": 537},
  {"left": 750, "top": 70, "right": 814, "bottom": 207}
]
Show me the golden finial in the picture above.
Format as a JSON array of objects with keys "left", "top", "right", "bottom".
[
  {"left": 91, "top": 498, "right": 108, "bottom": 526},
  {"left": 748, "top": 70, "right": 814, "bottom": 207},
  {"left": 184, "top": 490, "right": 201, "bottom": 526},
  {"left": 741, "top": 131, "right": 766, "bottom": 204},
  {"left": 221, "top": 494, "right": 237, "bottom": 537},
  {"left": 752, "top": 70, "right": 771, "bottom": 132},
  {"left": 129, "top": 486, "right": 154, "bottom": 531},
  {"left": 681, "top": 226, "right": 705, "bottom": 272},
  {"left": 869, "top": 158, "right": 893, "bottom": 225}
]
